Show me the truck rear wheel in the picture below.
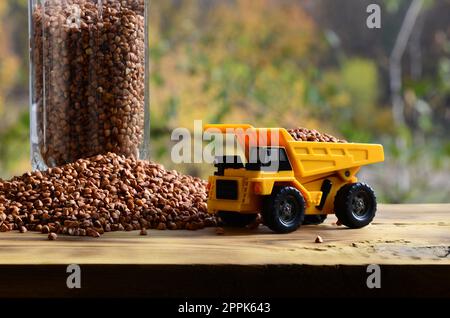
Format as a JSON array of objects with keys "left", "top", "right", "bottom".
[
  {"left": 334, "top": 183, "right": 377, "bottom": 229},
  {"left": 263, "top": 186, "right": 306, "bottom": 233},
  {"left": 217, "top": 211, "right": 258, "bottom": 227}
]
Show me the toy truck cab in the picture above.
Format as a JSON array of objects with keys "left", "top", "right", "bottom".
[{"left": 205, "top": 124, "right": 384, "bottom": 233}]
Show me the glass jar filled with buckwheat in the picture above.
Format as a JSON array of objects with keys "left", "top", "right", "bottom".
[{"left": 29, "top": 0, "right": 149, "bottom": 169}]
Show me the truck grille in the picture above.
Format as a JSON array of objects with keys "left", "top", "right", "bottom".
[{"left": 216, "top": 180, "right": 238, "bottom": 200}]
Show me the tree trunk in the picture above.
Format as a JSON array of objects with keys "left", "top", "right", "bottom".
[
  {"left": 389, "top": 0, "right": 424, "bottom": 194},
  {"left": 389, "top": 0, "right": 424, "bottom": 126}
]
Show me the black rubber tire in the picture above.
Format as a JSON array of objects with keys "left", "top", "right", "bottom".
[
  {"left": 302, "top": 214, "right": 327, "bottom": 225},
  {"left": 262, "top": 186, "right": 306, "bottom": 233},
  {"left": 334, "top": 183, "right": 377, "bottom": 229},
  {"left": 217, "top": 211, "right": 258, "bottom": 227}
]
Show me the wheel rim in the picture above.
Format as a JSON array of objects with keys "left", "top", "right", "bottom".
[
  {"left": 278, "top": 196, "right": 298, "bottom": 226},
  {"left": 351, "top": 191, "right": 371, "bottom": 220}
]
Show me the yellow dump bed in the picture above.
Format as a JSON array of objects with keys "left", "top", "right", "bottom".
[
  {"left": 279, "top": 128, "right": 384, "bottom": 177},
  {"left": 285, "top": 138, "right": 384, "bottom": 177}
]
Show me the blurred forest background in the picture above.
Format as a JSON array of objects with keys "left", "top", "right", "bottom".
[{"left": 0, "top": 0, "right": 449, "bottom": 203}]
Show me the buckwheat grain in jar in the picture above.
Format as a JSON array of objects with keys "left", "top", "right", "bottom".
[{"left": 29, "top": 0, "right": 149, "bottom": 169}]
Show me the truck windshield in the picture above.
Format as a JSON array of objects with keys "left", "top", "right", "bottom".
[
  {"left": 209, "top": 134, "right": 292, "bottom": 173},
  {"left": 212, "top": 134, "right": 247, "bottom": 175},
  {"left": 246, "top": 147, "right": 292, "bottom": 172},
  {"left": 212, "top": 133, "right": 246, "bottom": 163}
]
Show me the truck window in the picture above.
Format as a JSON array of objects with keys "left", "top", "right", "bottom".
[{"left": 246, "top": 147, "right": 292, "bottom": 172}]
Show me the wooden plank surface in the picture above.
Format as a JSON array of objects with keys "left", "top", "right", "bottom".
[{"left": 0, "top": 204, "right": 449, "bottom": 265}]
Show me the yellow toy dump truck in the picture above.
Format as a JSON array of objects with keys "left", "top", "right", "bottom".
[{"left": 204, "top": 124, "right": 384, "bottom": 233}]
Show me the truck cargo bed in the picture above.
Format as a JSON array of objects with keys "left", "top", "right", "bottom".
[{"left": 286, "top": 140, "right": 384, "bottom": 177}]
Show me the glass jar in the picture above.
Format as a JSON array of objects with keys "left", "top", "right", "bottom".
[{"left": 29, "top": 0, "right": 149, "bottom": 170}]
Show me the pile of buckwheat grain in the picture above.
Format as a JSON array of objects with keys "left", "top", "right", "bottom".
[
  {"left": 287, "top": 127, "right": 347, "bottom": 143},
  {"left": 0, "top": 153, "right": 215, "bottom": 238}
]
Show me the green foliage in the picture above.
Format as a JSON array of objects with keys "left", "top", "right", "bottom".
[
  {"left": 308, "top": 58, "right": 383, "bottom": 142},
  {"left": 0, "top": 111, "right": 30, "bottom": 178},
  {"left": 384, "top": 0, "right": 435, "bottom": 13},
  {"left": 342, "top": 59, "right": 378, "bottom": 110},
  {"left": 438, "top": 56, "right": 450, "bottom": 92},
  {"left": 0, "top": 1, "right": 20, "bottom": 116}
]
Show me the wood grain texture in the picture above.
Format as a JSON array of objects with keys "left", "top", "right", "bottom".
[{"left": 0, "top": 204, "right": 449, "bottom": 265}]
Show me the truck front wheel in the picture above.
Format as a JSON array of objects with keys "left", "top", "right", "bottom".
[
  {"left": 263, "top": 187, "right": 306, "bottom": 233},
  {"left": 334, "top": 183, "right": 377, "bottom": 229},
  {"left": 217, "top": 211, "right": 258, "bottom": 227}
]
